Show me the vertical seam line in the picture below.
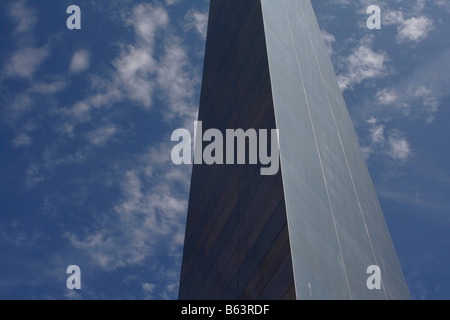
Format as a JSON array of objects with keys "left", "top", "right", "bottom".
[
  {"left": 282, "top": 0, "right": 352, "bottom": 299},
  {"left": 298, "top": 0, "right": 388, "bottom": 299}
]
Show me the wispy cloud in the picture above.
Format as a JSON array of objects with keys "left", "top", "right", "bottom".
[
  {"left": 111, "top": 4, "right": 169, "bottom": 108},
  {"left": 376, "top": 88, "right": 398, "bottom": 106},
  {"left": 378, "top": 189, "right": 450, "bottom": 211},
  {"left": 386, "top": 130, "right": 412, "bottom": 162},
  {"left": 378, "top": 2, "right": 434, "bottom": 43},
  {"left": 361, "top": 118, "right": 412, "bottom": 163},
  {"left": 321, "top": 29, "right": 336, "bottom": 56},
  {"left": 30, "top": 79, "right": 67, "bottom": 95},
  {"left": 69, "top": 50, "right": 91, "bottom": 74},
  {"left": 1, "top": 0, "right": 200, "bottom": 199},
  {"left": 55, "top": 4, "right": 202, "bottom": 299},
  {"left": 8, "top": 0, "right": 37, "bottom": 34},
  {"left": 86, "top": 124, "right": 117, "bottom": 146},
  {"left": 5, "top": 47, "right": 49, "bottom": 79},
  {"left": 183, "top": 9, "right": 209, "bottom": 39},
  {"left": 3, "top": 1, "right": 49, "bottom": 80},
  {"left": 338, "top": 44, "right": 388, "bottom": 91},
  {"left": 374, "top": 49, "right": 450, "bottom": 123},
  {"left": 11, "top": 132, "right": 32, "bottom": 148},
  {"left": 397, "top": 16, "right": 434, "bottom": 43},
  {"left": 66, "top": 143, "right": 190, "bottom": 273},
  {"left": 61, "top": 2, "right": 198, "bottom": 137}
]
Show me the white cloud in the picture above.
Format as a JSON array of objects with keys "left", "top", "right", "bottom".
[
  {"left": 383, "top": 11, "right": 405, "bottom": 26},
  {"left": 64, "top": 290, "right": 83, "bottom": 300},
  {"left": 362, "top": 118, "right": 412, "bottom": 163},
  {"left": 376, "top": 88, "right": 398, "bottom": 105},
  {"left": 321, "top": 29, "right": 336, "bottom": 56},
  {"left": 184, "top": 9, "right": 209, "bottom": 39},
  {"left": 397, "top": 16, "right": 434, "bottom": 43},
  {"left": 361, "top": 117, "right": 385, "bottom": 159},
  {"left": 63, "top": 4, "right": 169, "bottom": 111},
  {"left": 69, "top": 50, "right": 91, "bottom": 74},
  {"left": 142, "top": 282, "right": 156, "bottom": 298},
  {"left": 31, "top": 80, "right": 67, "bottom": 95},
  {"left": 9, "top": 0, "right": 37, "bottom": 33},
  {"left": 414, "top": 86, "right": 439, "bottom": 111},
  {"left": 66, "top": 143, "right": 190, "bottom": 272},
  {"left": 25, "top": 163, "right": 45, "bottom": 189},
  {"left": 130, "top": 4, "right": 169, "bottom": 44},
  {"left": 142, "top": 282, "right": 156, "bottom": 292},
  {"left": 156, "top": 38, "right": 197, "bottom": 122},
  {"left": 434, "top": 0, "right": 450, "bottom": 12},
  {"left": 61, "top": 2, "right": 197, "bottom": 137},
  {"left": 6, "top": 94, "right": 33, "bottom": 122},
  {"left": 86, "top": 124, "right": 117, "bottom": 146},
  {"left": 414, "top": 86, "right": 439, "bottom": 123},
  {"left": 338, "top": 45, "right": 388, "bottom": 90},
  {"left": 367, "top": 2, "right": 434, "bottom": 43},
  {"left": 1, "top": 0, "right": 202, "bottom": 299},
  {"left": 113, "top": 46, "right": 156, "bottom": 108},
  {"left": 0, "top": 223, "right": 43, "bottom": 249},
  {"left": 5, "top": 47, "right": 49, "bottom": 79},
  {"left": 369, "top": 123, "right": 385, "bottom": 145},
  {"left": 4, "top": 1, "right": 49, "bottom": 79},
  {"left": 373, "top": 49, "right": 450, "bottom": 123},
  {"left": 12, "top": 133, "right": 32, "bottom": 148},
  {"left": 387, "top": 130, "right": 412, "bottom": 161},
  {"left": 165, "top": 0, "right": 180, "bottom": 5},
  {"left": 112, "top": 3, "right": 197, "bottom": 118}
]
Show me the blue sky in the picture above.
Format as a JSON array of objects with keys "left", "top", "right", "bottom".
[{"left": 0, "top": 0, "right": 448, "bottom": 300}]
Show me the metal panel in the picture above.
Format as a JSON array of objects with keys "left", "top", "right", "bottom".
[
  {"left": 179, "top": 0, "right": 295, "bottom": 300},
  {"left": 261, "top": 0, "right": 410, "bottom": 299}
]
